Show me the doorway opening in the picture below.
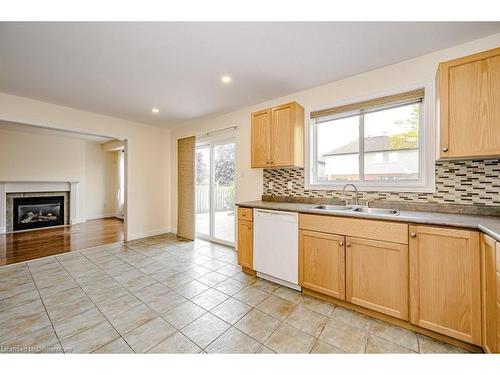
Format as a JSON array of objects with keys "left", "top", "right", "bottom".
[
  {"left": 195, "top": 136, "right": 236, "bottom": 246},
  {"left": 0, "top": 120, "right": 128, "bottom": 265}
]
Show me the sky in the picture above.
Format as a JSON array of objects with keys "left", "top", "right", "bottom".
[{"left": 317, "top": 103, "right": 419, "bottom": 156}]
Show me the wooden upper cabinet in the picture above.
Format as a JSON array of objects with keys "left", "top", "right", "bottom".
[
  {"left": 346, "top": 237, "right": 408, "bottom": 320},
  {"left": 409, "top": 225, "right": 481, "bottom": 345},
  {"left": 250, "top": 109, "right": 271, "bottom": 168},
  {"left": 299, "top": 229, "right": 345, "bottom": 300},
  {"left": 481, "top": 234, "right": 498, "bottom": 353},
  {"left": 438, "top": 47, "right": 500, "bottom": 158},
  {"left": 251, "top": 102, "right": 304, "bottom": 168}
]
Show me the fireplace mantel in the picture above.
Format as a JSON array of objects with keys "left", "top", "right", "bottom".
[{"left": 0, "top": 181, "right": 82, "bottom": 234}]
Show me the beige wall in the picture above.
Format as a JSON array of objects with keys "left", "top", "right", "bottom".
[
  {"left": 85, "top": 141, "right": 119, "bottom": 219},
  {"left": 0, "top": 128, "right": 86, "bottom": 182},
  {"left": 168, "top": 33, "right": 500, "bottom": 231},
  {"left": 0, "top": 128, "right": 122, "bottom": 221},
  {"left": 0, "top": 94, "right": 171, "bottom": 240}
]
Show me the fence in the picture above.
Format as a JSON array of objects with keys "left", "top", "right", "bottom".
[{"left": 196, "top": 185, "right": 234, "bottom": 213}]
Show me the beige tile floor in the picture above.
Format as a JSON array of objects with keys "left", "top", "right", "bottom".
[{"left": 0, "top": 234, "right": 471, "bottom": 354}]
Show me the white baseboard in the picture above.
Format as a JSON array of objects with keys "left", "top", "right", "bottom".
[
  {"left": 128, "top": 227, "right": 171, "bottom": 241},
  {"left": 85, "top": 213, "right": 119, "bottom": 221}
]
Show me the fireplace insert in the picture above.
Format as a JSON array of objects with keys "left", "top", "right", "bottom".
[{"left": 13, "top": 196, "right": 65, "bottom": 231}]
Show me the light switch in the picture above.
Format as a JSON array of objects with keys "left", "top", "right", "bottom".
[
  {"left": 268, "top": 181, "right": 273, "bottom": 190},
  {"left": 287, "top": 181, "right": 293, "bottom": 190}
]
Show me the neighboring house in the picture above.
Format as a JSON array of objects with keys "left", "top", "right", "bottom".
[{"left": 321, "top": 135, "right": 418, "bottom": 181}]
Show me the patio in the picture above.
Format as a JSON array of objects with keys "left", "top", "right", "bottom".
[{"left": 196, "top": 211, "right": 235, "bottom": 243}]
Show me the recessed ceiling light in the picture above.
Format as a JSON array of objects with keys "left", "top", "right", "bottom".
[
  {"left": 221, "top": 76, "right": 231, "bottom": 83},
  {"left": 151, "top": 108, "right": 160, "bottom": 114}
]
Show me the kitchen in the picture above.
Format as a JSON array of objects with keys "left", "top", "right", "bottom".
[
  {"left": 235, "top": 47, "right": 500, "bottom": 354},
  {"left": 1, "top": 16, "right": 500, "bottom": 374}
]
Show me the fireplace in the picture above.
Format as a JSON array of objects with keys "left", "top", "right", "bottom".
[{"left": 13, "top": 195, "right": 65, "bottom": 231}]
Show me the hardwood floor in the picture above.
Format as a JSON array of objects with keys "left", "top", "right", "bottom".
[{"left": 0, "top": 218, "right": 124, "bottom": 266}]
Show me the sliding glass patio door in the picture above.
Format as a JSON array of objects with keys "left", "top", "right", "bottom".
[{"left": 195, "top": 137, "right": 235, "bottom": 246}]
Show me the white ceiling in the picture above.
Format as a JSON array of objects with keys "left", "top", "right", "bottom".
[{"left": 0, "top": 22, "right": 499, "bottom": 128}]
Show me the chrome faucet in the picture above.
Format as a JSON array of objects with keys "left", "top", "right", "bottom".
[{"left": 342, "top": 183, "right": 359, "bottom": 206}]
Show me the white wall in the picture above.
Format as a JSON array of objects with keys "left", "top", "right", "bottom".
[
  {"left": 84, "top": 141, "right": 119, "bottom": 220},
  {"left": 0, "top": 94, "right": 171, "bottom": 240},
  {"left": 168, "top": 33, "right": 500, "bottom": 230}
]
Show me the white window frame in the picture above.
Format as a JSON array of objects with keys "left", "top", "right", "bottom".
[{"left": 305, "top": 83, "right": 436, "bottom": 192}]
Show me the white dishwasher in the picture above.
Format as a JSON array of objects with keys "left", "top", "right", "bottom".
[{"left": 253, "top": 209, "right": 300, "bottom": 291}]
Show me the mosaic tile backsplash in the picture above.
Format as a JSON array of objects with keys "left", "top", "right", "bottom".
[{"left": 263, "top": 159, "right": 500, "bottom": 206}]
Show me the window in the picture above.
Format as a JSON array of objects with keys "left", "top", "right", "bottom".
[{"left": 309, "top": 88, "right": 432, "bottom": 191}]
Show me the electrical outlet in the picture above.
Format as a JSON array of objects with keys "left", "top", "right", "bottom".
[
  {"left": 287, "top": 181, "right": 293, "bottom": 190},
  {"left": 268, "top": 181, "right": 273, "bottom": 190}
]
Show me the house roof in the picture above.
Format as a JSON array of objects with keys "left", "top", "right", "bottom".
[{"left": 322, "top": 135, "right": 417, "bottom": 156}]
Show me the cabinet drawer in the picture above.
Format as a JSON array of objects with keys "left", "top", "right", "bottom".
[
  {"left": 238, "top": 207, "right": 253, "bottom": 221},
  {"left": 299, "top": 214, "right": 408, "bottom": 244}
]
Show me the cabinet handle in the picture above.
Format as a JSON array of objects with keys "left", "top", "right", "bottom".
[
  {"left": 410, "top": 233, "right": 416, "bottom": 238},
  {"left": 242, "top": 213, "right": 246, "bottom": 217},
  {"left": 346, "top": 242, "right": 351, "bottom": 247},
  {"left": 338, "top": 241, "right": 343, "bottom": 246},
  {"left": 248, "top": 225, "right": 252, "bottom": 229},
  {"left": 442, "top": 147, "right": 448, "bottom": 152}
]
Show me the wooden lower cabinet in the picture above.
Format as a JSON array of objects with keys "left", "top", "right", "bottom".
[
  {"left": 346, "top": 237, "right": 409, "bottom": 320},
  {"left": 299, "top": 230, "right": 345, "bottom": 299},
  {"left": 481, "top": 234, "right": 498, "bottom": 353},
  {"left": 409, "top": 225, "right": 481, "bottom": 345},
  {"left": 237, "top": 219, "right": 253, "bottom": 270}
]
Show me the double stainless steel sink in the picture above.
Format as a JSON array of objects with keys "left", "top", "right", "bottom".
[{"left": 312, "top": 204, "right": 399, "bottom": 216}]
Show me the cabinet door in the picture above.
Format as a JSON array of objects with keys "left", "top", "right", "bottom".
[
  {"left": 251, "top": 109, "right": 271, "bottom": 168},
  {"left": 497, "top": 242, "right": 500, "bottom": 352},
  {"left": 439, "top": 48, "right": 500, "bottom": 158},
  {"left": 409, "top": 225, "right": 481, "bottom": 344},
  {"left": 299, "top": 230, "right": 345, "bottom": 300},
  {"left": 481, "top": 234, "right": 498, "bottom": 353},
  {"left": 270, "top": 103, "right": 294, "bottom": 167},
  {"left": 237, "top": 220, "right": 253, "bottom": 269},
  {"left": 346, "top": 237, "right": 408, "bottom": 320}
]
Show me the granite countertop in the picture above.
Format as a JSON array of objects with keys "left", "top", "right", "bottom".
[{"left": 236, "top": 200, "right": 500, "bottom": 241}]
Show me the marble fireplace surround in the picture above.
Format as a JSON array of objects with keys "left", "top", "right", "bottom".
[{"left": 0, "top": 181, "right": 82, "bottom": 234}]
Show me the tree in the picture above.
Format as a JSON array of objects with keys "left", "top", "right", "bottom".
[
  {"left": 195, "top": 150, "right": 208, "bottom": 184},
  {"left": 389, "top": 104, "right": 419, "bottom": 150},
  {"left": 215, "top": 144, "right": 235, "bottom": 186}
]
